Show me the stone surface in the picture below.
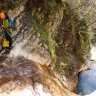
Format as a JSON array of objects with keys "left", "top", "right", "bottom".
[{"left": 0, "top": 56, "right": 78, "bottom": 96}]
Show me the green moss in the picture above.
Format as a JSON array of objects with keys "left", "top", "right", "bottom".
[
  {"left": 27, "top": 0, "right": 63, "bottom": 60},
  {"left": 26, "top": 0, "right": 62, "bottom": 23},
  {"left": 0, "top": 0, "right": 23, "bottom": 11},
  {"left": 64, "top": 3, "right": 70, "bottom": 16},
  {"left": 54, "top": 2, "right": 90, "bottom": 76},
  {"left": 32, "top": 20, "right": 56, "bottom": 59},
  {"left": 54, "top": 65, "right": 62, "bottom": 73},
  {"left": 9, "top": 0, "right": 21, "bottom": 9}
]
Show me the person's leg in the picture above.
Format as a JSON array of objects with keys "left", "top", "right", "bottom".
[
  {"left": 9, "top": 28, "right": 13, "bottom": 48},
  {"left": 0, "top": 36, "right": 4, "bottom": 53},
  {"left": 5, "top": 47, "right": 10, "bottom": 54}
]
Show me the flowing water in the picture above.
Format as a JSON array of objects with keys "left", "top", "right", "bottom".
[{"left": 77, "top": 46, "right": 96, "bottom": 96}]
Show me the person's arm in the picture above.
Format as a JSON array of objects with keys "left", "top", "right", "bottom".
[{"left": 8, "top": 17, "right": 14, "bottom": 28}]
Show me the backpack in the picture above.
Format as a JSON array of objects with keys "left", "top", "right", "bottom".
[
  {"left": 0, "top": 18, "right": 9, "bottom": 28},
  {"left": 3, "top": 18, "right": 9, "bottom": 28}
]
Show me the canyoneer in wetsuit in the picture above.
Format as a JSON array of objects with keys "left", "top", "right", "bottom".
[{"left": 0, "top": 12, "right": 14, "bottom": 54}]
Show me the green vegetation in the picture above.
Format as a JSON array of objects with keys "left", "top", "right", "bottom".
[
  {"left": 9, "top": 0, "right": 21, "bottom": 9},
  {"left": 0, "top": 0, "right": 23, "bottom": 11},
  {"left": 32, "top": 20, "right": 56, "bottom": 59},
  {"left": 26, "top": 0, "right": 90, "bottom": 75},
  {"left": 26, "top": 0, "right": 62, "bottom": 23},
  {"left": 54, "top": 2, "right": 90, "bottom": 74},
  {"left": 91, "top": 28, "right": 96, "bottom": 45},
  {"left": 54, "top": 65, "right": 63, "bottom": 73},
  {"left": 26, "top": 0, "right": 63, "bottom": 59},
  {"left": 64, "top": 3, "right": 70, "bottom": 16}
]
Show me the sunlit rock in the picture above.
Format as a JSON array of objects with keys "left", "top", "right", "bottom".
[
  {"left": 90, "top": 46, "right": 96, "bottom": 61},
  {"left": 85, "top": 90, "right": 96, "bottom": 96}
]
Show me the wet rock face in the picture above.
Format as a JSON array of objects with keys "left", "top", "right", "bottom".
[{"left": 0, "top": 56, "right": 78, "bottom": 96}]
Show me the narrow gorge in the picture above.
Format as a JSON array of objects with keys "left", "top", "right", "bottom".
[{"left": 0, "top": 0, "right": 96, "bottom": 96}]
